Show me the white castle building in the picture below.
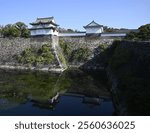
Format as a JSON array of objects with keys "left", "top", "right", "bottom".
[
  {"left": 29, "top": 17, "right": 59, "bottom": 36},
  {"left": 29, "top": 17, "right": 129, "bottom": 37},
  {"left": 83, "top": 20, "right": 104, "bottom": 34}
]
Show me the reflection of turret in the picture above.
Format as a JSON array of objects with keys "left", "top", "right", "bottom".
[{"left": 48, "top": 92, "right": 59, "bottom": 104}]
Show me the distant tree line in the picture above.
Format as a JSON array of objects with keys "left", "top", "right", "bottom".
[
  {"left": 0, "top": 22, "right": 30, "bottom": 38},
  {"left": 103, "top": 26, "right": 118, "bottom": 32},
  {"left": 58, "top": 27, "right": 80, "bottom": 33},
  {"left": 125, "top": 23, "right": 150, "bottom": 41}
]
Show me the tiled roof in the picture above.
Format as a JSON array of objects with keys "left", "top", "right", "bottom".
[
  {"left": 84, "top": 20, "right": 103, "bottom": 28},
  {"left": 30, "top": 17, "right": 59, "bottom": 26}
]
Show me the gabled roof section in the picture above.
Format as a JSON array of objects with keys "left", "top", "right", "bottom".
[
  {"left": 37, "top": 17, "right": 54, "bottom": 22},
  {"left": 84, "top": 20, "right": 103, "bottom": 28},
  {"left": 30, "top": 17, "right": 59, "bottom": 26}
]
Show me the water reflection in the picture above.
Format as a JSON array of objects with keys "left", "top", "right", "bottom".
[{"left": 0, "top": 69, "right": 114, "bottom": 115}]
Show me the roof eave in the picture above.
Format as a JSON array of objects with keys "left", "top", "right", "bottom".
[
  {"left": 30, "top": 22, "right": 59, "bottom": 26},
  {"left": 84, "top": 25, "right": 103, "bottom": 28}
]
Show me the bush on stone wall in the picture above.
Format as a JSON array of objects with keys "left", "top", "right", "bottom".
[
  {"left": 69, "top": 47, "right": 91, "bottom": 62},
  {"left": 17, "top": 44, "right": 54, "bottom": 66},
  {"left": 59, "top": 39, "right": 92, "bottom": 63},
  {"left": 98, "top": 43, "right": 110, "bottom": 52},
  {"left": 59, "top": 39, "right": 72, "bottom": 62}
]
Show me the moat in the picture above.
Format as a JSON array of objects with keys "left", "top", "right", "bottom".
[{"left": 0, "top": 69, "right": 115, "bottom": 116}]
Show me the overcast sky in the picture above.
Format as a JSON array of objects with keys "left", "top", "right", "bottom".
[{"left": 0, "top": 0, "right": 150, "bottom": 30}]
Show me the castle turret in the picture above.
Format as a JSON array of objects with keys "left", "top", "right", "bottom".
[
  {"left": 29, "top": 17, "right": 59, "bottom": 36},
  {"left": 83, "top": 20, "right": 104, "bottom": 35}
]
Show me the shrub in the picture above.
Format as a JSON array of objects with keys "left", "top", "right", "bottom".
[
  {"left": 59, "top": 39, "right": 72, "bottom": 61},
  {"left": 125, "top": 23, "right": 150, "bottom": 41},
  {"left": 70, "top": 47, "right": 91, "bottom": 62},
  {"left": 17, "top": 44, "right": 54, "bottom": 66}
]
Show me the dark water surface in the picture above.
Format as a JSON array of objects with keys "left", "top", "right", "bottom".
[{"left": 0, "top": 69, "right": 115, "bottom": 116}]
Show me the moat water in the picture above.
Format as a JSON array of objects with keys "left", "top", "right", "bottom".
[{"left": 0, "top": 69, "right": 115, "bottom": 116}]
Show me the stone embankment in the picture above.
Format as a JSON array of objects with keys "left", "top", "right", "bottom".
[
  {"left": 0, "top": 36, "right": 114, "bottom": 72},
  {"left": 0, "top": 37, "right": 52, "bottom": 64},
  {"left": 0, "top": 36, "right": 66, "bottom": 72},
  {"left": 60, "top": 36, "right": 113, "bottom": 50},
  {"left": 106, "top": 41, "right": 150, "bottom": 115},
  {"left": 0, "top": 65, "right": 65, "bottom": 73}
]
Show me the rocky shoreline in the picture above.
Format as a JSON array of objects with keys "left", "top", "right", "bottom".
[{"left": 0, "top": 65, "right": 66, "bottom": 73}]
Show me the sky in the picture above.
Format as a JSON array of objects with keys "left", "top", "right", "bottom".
[{"left": 0, "top": 0, "right": 150, "bottom": 31}]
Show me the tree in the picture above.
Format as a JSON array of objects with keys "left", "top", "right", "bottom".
[
  {"left": 21, "top": 28, "right": 30, "bottom": 38},
  {"left": 1, "top": 22, "right": 30, "bottom": 38},
  {"left": 138, "top": 24, "right": 150, "bottom": 40},
  {"left": 2, "top": 24, "right": 20, "bottom": 37},
  {"left": 124, "top": 31, "right": 138, "bottom": 40},
  {"left": 67, "top": 29, "right": 74, "bottom": 32},
  {"left": 125, "top": 23, "right": 150, "bottom": 41},
  {"left": 15, "top": 22, "right": 30, "bottom": 37},
  {"left": 10, "top": 25, "right": 21, "bottom": 37},
  {"left": 0, "top": 25, "right": 3, "bottom": 37}
]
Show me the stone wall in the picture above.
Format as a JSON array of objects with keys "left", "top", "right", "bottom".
[
  {"left": 0, "top": 36, "right": 52, "bottom": 65},
  {"left": 0, "top": 36, "right": 114, "bottom": 69},
  {"left": 60, "top": 36, "right": 114, "bottom": 50},
  {"left": 106, "top": 41, "right": 150, "bottom": 115},
  {"left": 59, "top": 36, "right": 114, "bottom": 68}
]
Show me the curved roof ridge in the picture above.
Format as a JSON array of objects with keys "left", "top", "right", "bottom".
[{"left": 83, "top": 20, "right": 103, "bottom": 28}]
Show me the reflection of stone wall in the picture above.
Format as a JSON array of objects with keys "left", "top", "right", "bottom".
[{"left": 0, "top": 37, "right": 52, "bottom": 65}]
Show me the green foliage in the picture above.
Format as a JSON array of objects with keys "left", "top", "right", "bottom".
[
  {"left": 107, "top": 41, "right": 150, "bottom": 115},
  {"left": 98, "top": 43, "right": 110, "bottom": 52},
  {"left": 109, "top": 45, "right": 132, "bottom": 71},
  {"left": 60, "top": 39, "right": 92, "bottom": 63},
  {"left": 59, "top": 39, "right": 72, "bottom": 61},
  {"left": 125, "top": 31, "right": 138, "bottom": 41},
  {"left": 125, "top": 23, "right": 150, "bottom": 41},
  {"left": 70, "top": 47, "right": 91, "bottom": 62},
  {"left": 67, "top": 29, "right": 74, "bottom": 32},
  {"left": 58, "top": 51, "right": 67, "bottom": 68},
  {"left": 1, "top": 22, "right": 30, "bottom": 38},
  {"left": 138, "top": 24, "right": 150, "bottom": 40},
  {"left": 38, "top": 44, "right": 54, "bottom": 64},
  {"left": 21, "top": 28, "right": 30, "bottom": 38},
  {"left": 103, "top": 26, "right": 116, "bottom": 32},
  {"left": 17, "top": 48, "right": 35, "bottom": 64},
  {"left": 18, "top": 44, "right": 54, "bottom": 66},
  {"left": 2, "top": 24, "right": 20, "bottom": 37},
  {"left": 0, "top": 68, "right": 109, "bottom": 110}
]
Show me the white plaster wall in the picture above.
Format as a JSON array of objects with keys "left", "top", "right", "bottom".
[
  {"left": 101, "top": 33, "right": 126, "bottom": 37},
  {"left": 31, "top": 29, "right": 58, "bottom": 36},
  {"left": 86, "top": 27, "right": 103, "bottom": 34},
  {"left": 59, "top": 32, "right": 86, "bottom": 37},
  {"left": 30, "top": 29, "right": 52, "bottom": 36},
  {"left": 53, "top": 30, "right": 58, "bottom": 36}
]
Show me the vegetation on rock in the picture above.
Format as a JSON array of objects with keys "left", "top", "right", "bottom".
[
  {"left": 69, "top": 47, "right": 91, "bottom": 62},
  {"left": 107, "top": 41, "right": 150, "bottom": 115},
  {"left": 59, "top": 39, "right": 72, "bottom": 62},
  {"left": 59, "top": 39, "right": 91, "bottom": 63},
  {"left": 17, "top": 44, "right": 55, "bottom": 66}
]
